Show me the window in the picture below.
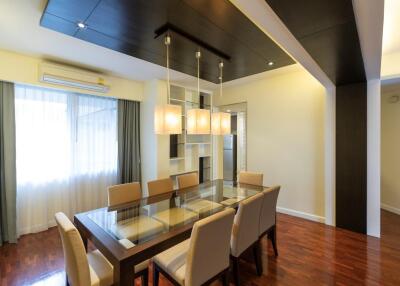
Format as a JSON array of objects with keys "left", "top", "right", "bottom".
[{"left": 15, "top": 84, "right": 118, "bottom": 235}]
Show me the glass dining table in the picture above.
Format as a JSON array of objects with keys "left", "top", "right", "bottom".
[{"left": 74, "top": 179, "right": 265, "bottom": 286}]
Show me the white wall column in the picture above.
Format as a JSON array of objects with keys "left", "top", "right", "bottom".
[
  {"left": 367, "top": 79, "right": 381, "bottom": 237},
  {"left": 324, "top": 86, "right": 336, "bottom": 226}
]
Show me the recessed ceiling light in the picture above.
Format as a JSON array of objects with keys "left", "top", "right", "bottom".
[
  {"left": 77, "top": 22, "right": 86, "bottom": 29},
  {"left": 227, "top": 109, "right": 231, "bottom": 112},
  {"left": 268, "top": 61, "right": 274, "bottom": 66}
]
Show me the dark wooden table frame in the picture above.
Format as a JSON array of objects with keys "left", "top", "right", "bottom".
[{"left": 74, "top": 180, "right": 263, "bottom": 286}]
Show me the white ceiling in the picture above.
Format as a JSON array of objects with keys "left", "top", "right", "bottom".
[
  {"left": 0, "top": 0, "right": 219, "bottom": 89},
  {"left": 352, "top": 0, "right": 384, "bottom": 80},
  {"left": 382, "top": 0, "right": 400, "bottom": 55}
]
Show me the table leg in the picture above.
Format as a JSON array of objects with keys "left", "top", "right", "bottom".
[
  {"left": 114, "top": 262, "right": 135, "bottom": 286},
  {"left": 81, "top": 236, "right": 88, "bottom": 252},
  {"left": 75, "top": 223, "right": 88, "bottom": 252}
]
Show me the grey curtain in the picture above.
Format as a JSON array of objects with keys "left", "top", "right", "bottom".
[
  {"left": 0, "top": 81, "right": 17, "bottom": 245},
  {"left": 117, "top": 100, "right": 141, "bottom": 183}
]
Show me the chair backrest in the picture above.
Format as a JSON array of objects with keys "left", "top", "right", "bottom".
[
  {"left": 238, "top": 171, "right": 263, "bottom": 186},
  {"left": 230, "top": 193, "right": 264, "bottom": 257},
  {"left": 177, "top": 172, "right": 199, "bottom": 189},
  {"left": 147, "top": 178, "right": 173, "bottom": 197},
  {"left": 107, "top": 182, "right": 141, "bottom": 207},
  {"left": 185, "top": 208, "right": 235, "bottom": 286},
  {"left": 259, "top": 186, "right": 281, "bottom": 236},
  {"left": 55, "top": 212, "right": 91, "bottom": 286}
]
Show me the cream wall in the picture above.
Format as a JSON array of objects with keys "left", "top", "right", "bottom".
[
  {"left": 0, "top": 49, "right": 143, "bottom": 101},
  {"left": 381, "top": 90, "right": 400, "bottom": 215},
  {"left": 382, "top": 51, "right": 400, "bottom": 79},
  {"left": 214, "top": 68, "right": 326, "bottom": 219},
  {"left": 140, "top": 80, "right": 170, "bottom": 194}
]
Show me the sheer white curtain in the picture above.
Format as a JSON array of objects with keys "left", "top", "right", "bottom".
[{"left": 15, "top": 85, "right": 118, "bottom": 235}]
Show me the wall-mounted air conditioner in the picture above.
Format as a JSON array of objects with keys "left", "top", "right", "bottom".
[{"left": 39, "top": 62, "right": 110, "bottom": 93}]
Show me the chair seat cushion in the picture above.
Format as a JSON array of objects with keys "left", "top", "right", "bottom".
[
  {"left": 88, "top": 249, "right": 148, "bottom": 286},
  {"left": 220, "top": 198, "right": 241, "bottom": 206},
  {"left": 111, "top": 215, "right": 165, "bottom": 241},
  {"left": 223, "top": 187, "right": 242, "bottom": 199},
  {"left": 152, "top": 208, "right": 198, "bottom": 228},
  {"left": 87, "top": 250, "right": 114, "bottom": 286},
  {"left": 153, "top": 239, "right": 190, "bottom": 286},
  {"left": 118, "top": 239, "right": 149, "bottom": 272},
  {"left": 183, "top": 199, "right": 223, "bottom": 215}
]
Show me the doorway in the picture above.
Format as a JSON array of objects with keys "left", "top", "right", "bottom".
[
  {"left": 381, "top": 81, "right": 400, "bottom": 217},
  {"left": 219, "top": 102, "right": 247, "bottom": 182}
]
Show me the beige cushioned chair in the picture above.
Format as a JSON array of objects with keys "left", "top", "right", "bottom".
[
  {"left": 107, "top": 182, "right": 141, "bottom": 207},
  {"left": 177, "top": 172, "right": 224, "bottom": 217},
  {"left": 153, "top": 208, "right": 235, "bottom": 286},
  {"left": 259, "top": 185, "right": 281, "bottom": 256},
  {"left": 183, "top": 199, "right": 224, "bottom": 217},
  {"left": 151, "top": 207, "right": 199, "bottom": 228},
  {"left": 110, "top": 215, "right": 165, "bottom": 241},
  {"left": 177, "top": 172, "right": 199, "bottom": 189},
  {"left": 147, "top": 178, "right": 174, "bottom": 197},
  {"left": 230, "top": 193, "right": 264, "bottom": 285},
  {"left": 108, "top": 182, "right": 164, "bottom": 242},
  {"left": 238, "top": 171, "right": 263, "bottom": 186},
  {"left": 55, "top": 212, "right": 149, "bottom": 286},
  {"left": 148, "top": 178, "right": 202, "bottom": 228}
]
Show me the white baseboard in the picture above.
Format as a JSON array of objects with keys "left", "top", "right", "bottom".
[
  {"left": 277, "top": 206, "right": 325, "bottom": 223},
  {"left": 381, "top": 203, "right": 400, "bottom": 215}
]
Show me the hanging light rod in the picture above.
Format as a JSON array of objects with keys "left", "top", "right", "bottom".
[
  {"left": 154, "top": 23, "right": 231, "bottom": 61},
  {"left": 154, "top": 34, "right": 182, "bottom": 135}
]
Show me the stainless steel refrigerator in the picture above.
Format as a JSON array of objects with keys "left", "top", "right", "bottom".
[{"left": 223, "top": 134, "right": 237, "bottom": 181}]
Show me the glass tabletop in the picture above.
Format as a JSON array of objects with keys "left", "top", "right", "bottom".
[{"left": 87, "top": 180, "right": 263, "bottom": 249}]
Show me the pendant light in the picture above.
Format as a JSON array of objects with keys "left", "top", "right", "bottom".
[
  {"left": 154, "top": 35, "right": 182, "bottom": 135},
  {"left": 211, "top": 61, "right": 231, "bottom": 135},
  {"left": 187, "top": 50, "right": 211, "bottom": 134}
]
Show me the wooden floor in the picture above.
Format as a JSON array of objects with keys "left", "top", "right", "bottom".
[{"left": 1, "top": 210, "right": 399, "bottom": 286}]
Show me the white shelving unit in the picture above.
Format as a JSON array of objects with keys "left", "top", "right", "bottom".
[
  {"left": 140, "top": 80, "right": 218, "bottom": 193},
  {"left": 169, "top": 85, "right": 212, "bottom": 187}
]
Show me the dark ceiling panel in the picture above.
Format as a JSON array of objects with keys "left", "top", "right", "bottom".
[
  {"left": 40, "top": 0, "right": 295, "bottom": 83},
  {"left": 265, "top": 0, "right": 365, "bottom": 85},
  {"left": 40, "top": 13, "right": 79, "bottom": 35},
  {"left": 45, "top": 0, "right": 100, "bottom": 23}
]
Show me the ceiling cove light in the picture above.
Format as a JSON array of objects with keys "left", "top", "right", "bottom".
[
  {"left": 186, "top": 51, "right": 210, "bottom": 134},
  {"left": 211, "top": 61, "right": 231, "bottom": 135},
  {"left": 154, "top": 35, "right": 182, "bottom": 134}
]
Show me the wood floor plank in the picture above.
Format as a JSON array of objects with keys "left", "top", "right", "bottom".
[{"left": 0, "top": 210, "right": 399, "bottom": 286}]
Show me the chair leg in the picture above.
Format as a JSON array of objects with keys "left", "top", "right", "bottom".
[
  {"left": 231, "top": 256, "right": 240, "bottom": 286},
  {"left": 141, "top": 269, "right": 149, "bottom": 286},
  {"left": 269, "top": 225, "right": 278, "bottom": 257},
  {"left": 153, "top": 263, "right": 160, "bottom": 286},
  {"left": 221, "top": 269, "right": 230, "bottom": 286},
  {"left": 253, "top": 240, "right": 263, "bottom": 276}
]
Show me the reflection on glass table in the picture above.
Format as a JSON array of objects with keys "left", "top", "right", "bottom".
[{"left": 87, "top": 180, "right": 264, "bottom": 246}]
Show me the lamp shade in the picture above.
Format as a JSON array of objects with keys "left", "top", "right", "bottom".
[
  {"left": 187, "top": 109, "right": 210, "bottom": 134},
  {"left": 211, "top": 112, "right": 231, "bottom": 135},
  {"left": 154, "top": 104, "right": 182, "bottom": 134}
]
